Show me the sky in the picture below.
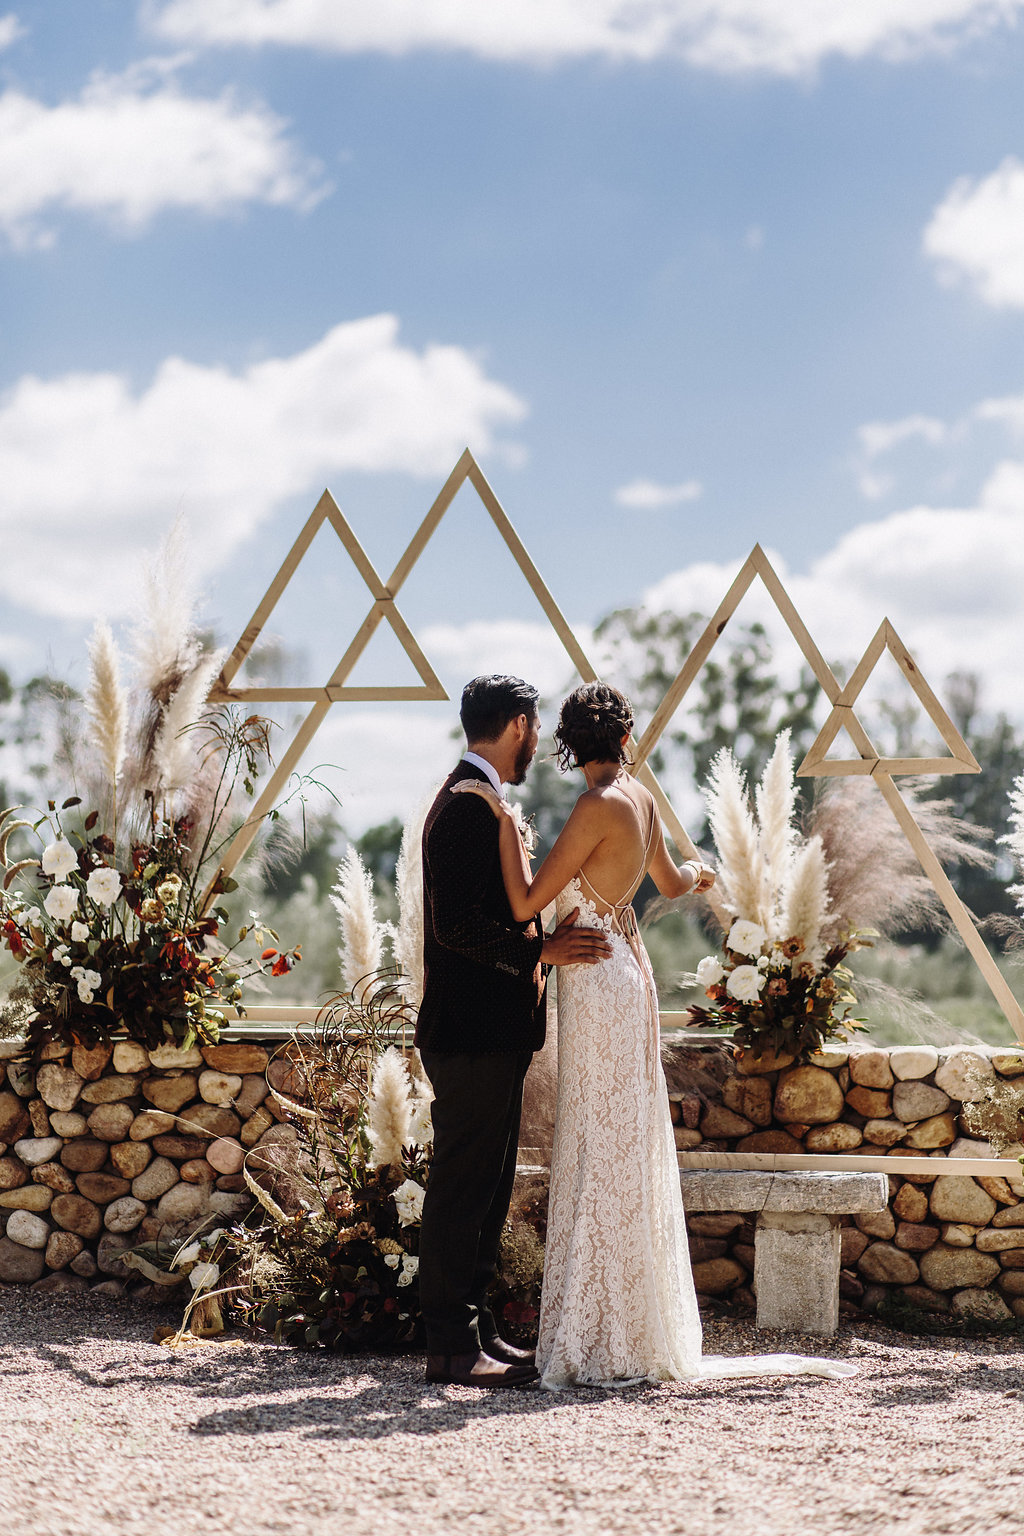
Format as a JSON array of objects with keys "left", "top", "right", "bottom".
[{"left": 3, "top": 1, "right": 1024, "bottom": 830}]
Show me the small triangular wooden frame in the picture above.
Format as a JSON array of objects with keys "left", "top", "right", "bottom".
[{"left": 798, "top": 619, "right": 981, "bottom": 778}]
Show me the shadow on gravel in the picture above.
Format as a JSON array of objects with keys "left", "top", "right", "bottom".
[{"left": 866, "top": 1360, "right": 1024, "bottom": 1407}]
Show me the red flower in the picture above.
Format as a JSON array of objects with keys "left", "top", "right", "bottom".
[{"left": 2, "top": 919, "right": 25, "bottom": 960}]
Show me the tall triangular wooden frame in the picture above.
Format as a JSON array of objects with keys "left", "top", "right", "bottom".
[
  {"left": 206, "top": 450, "right": 715, "bottom": 910},
  {"left": 799, "top": 618, "right": 981, "bottom": 777}
]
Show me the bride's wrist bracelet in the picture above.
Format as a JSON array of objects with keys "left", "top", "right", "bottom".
[{"left": 684, "top": 859, "right": 703, "bottom": 887}]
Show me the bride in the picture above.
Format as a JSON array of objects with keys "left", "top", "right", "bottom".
[{"left": 454, "top": 681, "right": 855, "bottom": 1389}]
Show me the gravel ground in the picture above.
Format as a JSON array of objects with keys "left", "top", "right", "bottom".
[{"left": 2, "top": 1291, "right": 1024, "bottom": 1536}]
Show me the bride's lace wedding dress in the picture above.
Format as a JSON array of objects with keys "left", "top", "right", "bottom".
[{"left": 536, "top": 802, "right": 856, "bottom": 1390}]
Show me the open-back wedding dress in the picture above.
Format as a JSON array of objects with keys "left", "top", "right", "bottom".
[{"left": 536, "top": 796, "right": 856, "bottom": 1390}]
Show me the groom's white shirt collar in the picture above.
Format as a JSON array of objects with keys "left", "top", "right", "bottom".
[{"left": 461, "top": 751, "right": 506, "bottom": 799}]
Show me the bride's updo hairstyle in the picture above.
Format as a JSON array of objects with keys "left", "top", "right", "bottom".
[{"left": 554, "top": 682, "right": 634, "bottom": 772}]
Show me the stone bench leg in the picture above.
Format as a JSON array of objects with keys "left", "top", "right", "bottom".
[{"left": 753, "top": 1211, "right": 841, "bottom": 1336}]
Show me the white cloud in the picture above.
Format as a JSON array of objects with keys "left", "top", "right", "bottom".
[
  {"left": 419, "top": 619, "right": 592, "bottom": 699},
  {"left": 0, "top": 60, "right": 326, "bottom": 248},
  {"left": 924, "top": 156, "right": 1024, "bottom": 308},
  {"left": 858, "top": 414, "right": 948, "bottom": 460},
  {"left": 614, "top": 478, "right": 703, "bottom": 509},
  {"left": 0, "top": 14, "right": 24, "bottom": 51},
  {"left": 0, "top": 315, "right": 527, "bottom": 619},
  {"left": 148, "top": 0, "right": 1024, "bottom": 75}
]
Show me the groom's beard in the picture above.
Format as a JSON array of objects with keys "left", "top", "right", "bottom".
[{"left": 509, "top": 737, "right": 536, "bottom": 785}]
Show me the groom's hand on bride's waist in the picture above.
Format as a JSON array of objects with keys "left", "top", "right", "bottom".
[{"left": 540, "top": 908, "right": 612, "bottom": 967}]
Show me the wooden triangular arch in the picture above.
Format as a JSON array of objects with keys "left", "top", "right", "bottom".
[{"left": 799, "top": 619, "right": 980, "bottom": 778}]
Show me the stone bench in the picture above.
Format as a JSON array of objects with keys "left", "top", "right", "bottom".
[{"left": 679, "top": 1169, "right": 889, "bottom": 1336}]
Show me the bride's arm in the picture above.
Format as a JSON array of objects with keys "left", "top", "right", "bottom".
[
  {"left": 646, "top": 817, "right": 715, "bottom": 897},
  {"left": 452, "top": 782, "right": 604, "bottom": 921}
]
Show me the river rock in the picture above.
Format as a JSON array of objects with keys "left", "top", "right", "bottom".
[
  {"left": 899, "top": 1284, "right": 949, "bottom": 1313},
  {"left": 80, "top": 1074, "right": 142, "bottom": 1105},
  {"left": 894, "top": 1222, "right": 940, "bottom": 1252},
  {"left": 951, "top": 1288, "right": 1012, "bottom": 1322},
  {"left": 929, "top": 1176, "right": 997, "bottom": 1226},
  {"left": 674, "top": 1127, "right": 702, "bottom": 1151},
  {"left": 202, "top": 1043, "right": 270, "bottom": 1075},
  {"left": 934, "top": 1050, "right": 996, "bottom": 1103},
  {"left": 216, "top": 1174, "right": 246, "bottom": 1193},
  {"left": 0, "top": 1091, "right": 31, "bottom": 1141},
  {"left": 805, "top": 1122, "right": 863, "bottom": 1152},
  {"left": 904, "top": 1113, "right": 957, "bottom": 1150},
  {"left": 240, "top": 1106, "right": 275, "bottom": 1147},
  {"left": 112, "top": 1041, "right": 150, "bottom": 1074},
  {"left": 855, "top": 1208, "right": 896, "bottom": 1239},
  {"left": 14, "top": 1136, "right": 62, "bottom": 1167},
  {"left": 977, "top": 1177, "right": 1021, "bottom": 1205},
  {"left": 998, "top": 1249, "right": 1024, "bottom": 1267},
  {"left": 0, "top": 1185, "right": 53, "bottom": 1211},
  {"left": 688, "top": 1214, "right": 744, "bottom": 1238},
  {"left": 104, "top": 1196, "right": 147, "bottom": 1233},
  {"left": 940, "top": 1224, "right": 979, "bottom": 1247},
  {"left": 60, "top": 1139, "right": 109, "bottom": 1173},
  {"left": 0, "top": 1235, "right": 45, "bottom": 1282},
  {"left": 773, "top": 1066, "right": 844, "bottom": 1125},
  {"left": 148, "top": 1043, "right": 203, "bottom": 1070},
  {"left": 176, "top": 1103, "right": 240, "bottom": 1140},
  {"left": 735, "top": 1129, "right": 805, "bottom": 1154},
  {"left": 998, "top": 1271, "right": 1024, "bottom": 1296},
  {"left": 807, "top": 1046, "right": 850, "bottom": 1070},
  {"left": 151, "top": 1134, "right": 208, "bottom": 1160},
  {"left": 976, "top": 1227, "right": 1024, "bottom": 1251},
  {"left": 0, "top": 1156, "right": 27, "bottom": 1191},
  {"left": 235, "top": 1075, "right": 271, "bottom": 1119},
  {"left": 198, "top": 1070, "right": 242, "bottom": 1107},
  {"left": 156, "top": 1181, "right": 211, "bottom": 1225},
  {"left": 129, "top": 1110, "right": 174, "bottom": 1140},
  {"left": 28, "top": 1100, "right": 51, "bottom": 1136},
  {"left": 70, "top": 1248, "right": 97, "bottom": 1277},
  {"left": 75, "top": 1172, "right": 129, "bottom": 1203},
  {"left": 919, "top": 1243, "right": 1001, "bottom": 1290},
  {"left": 109, "top": 1141, "right": 152, "bottom": 1179},
  {"left": 858, "top": 1243, "right": 920, "bottom": 1285},
  {"left": 96, "top": 1232, "right": 132, "bottom": 1275},
  {"left": 691, "top": 1257, "right": 746, "bottom": 1294},
  {"left": 845, "top": 1085, "right": 892, "bottom": 1119},
  {"left": 894, "top": 1184, "right": 929, "bottom": 1223},
  {"left": 131, "top": 1157, "right": 179, "bottom": 1202},
  {"left": 889, "top": 1046, "right": 940, "bottom": 1081},
  {"left": 209, "top": 1190, "right": 250, "bottom": 1221},
  {"left": 992, "top": 1205, "right": 1024, "bottom": 1227},
  {"left": 33, "top": 1066, "right": 84, "bottom": 1113},
  {"left": 87, "top": 1103, "right": 136, "bottom": 1142},
  {"left": 6, "top": 1209, "right": 49, "bottom": 1248},
  {"left": 206, "top": 1137, "right": 245, "bottom": 1175},
  {"left": 892, "top": 1080, "right": 951, "bottom": 1122},
  {"left": 45, "top": 1229, "right": 83, "bottom": 1270},
  {"left": 49, "top": 1111, "right": 88, "bottom": 1138},
  {"left": 992, "top": 1052, "right": 1024, "bottom": 1077},
  {"left": 180, "top": 1158, "right": 216, "bottom": 1183},
  {"left": 31, "top": 1162, "right": 75, "bottom": 1194},
  {"left": 141, "top": 1075, "right": 198, "bottom": 1113},
  {"left": 734, "top": 1045, "right": 795, "bottom": 1076},
  {"left": 841, "top": 1228, "right": 870, "bottom": 1265},
  {"left": 71, "top": 1042, "right": 113, "bottom": 1081},
  {"left": 700, "top": 1104, "right": 753, "bottom": 1139},
  {"left": 849, "top": 1050, "right": 894, "bottom": 1089}
]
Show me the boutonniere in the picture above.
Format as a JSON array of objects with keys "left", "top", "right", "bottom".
[{"left": 509, "top": 803, "right": 538, "bottom": 858}]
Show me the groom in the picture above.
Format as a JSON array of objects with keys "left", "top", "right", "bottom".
[{"left": 416, "top": 674, "right": 612, "bottom": 1388}]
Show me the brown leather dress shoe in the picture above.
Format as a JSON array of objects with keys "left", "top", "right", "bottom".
[
  {"left": 425, "top": 1349, "right": 539, "bottom": 1388},
  {"left": 480, "top": 1336, "right": 537, "bottom": 1367}
]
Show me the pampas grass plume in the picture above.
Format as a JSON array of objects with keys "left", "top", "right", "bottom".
[
  {"left": 754, "top": 729, "right": 796, "bottom": 935},
  {"left": 85, "top": 621, "right": 127, "bottom": 792},
  {"left": 331, "top": 844, "right": 384, "bottom": 996},
  {"left": 704, "top": 748, "right": 761, "bottom": 928},
  {"left": 152, "top": 650, "right": 224, "bottom": 795},
  {"left": 366, "top": 1046, "right": 413, "bottom": 1170},
  {"left": 391, "top": 792, "right": 433, "bottom": 1008},
  {"left": 779, "top": 834, "right": 830, "bottom": 968},
  {"left": 1004, "top": 772, "right": 1024, "bottom": 912}
]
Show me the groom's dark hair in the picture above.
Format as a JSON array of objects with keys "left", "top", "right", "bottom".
[{"left": 460, "top": 675, "right": 539, "bottom": 744}]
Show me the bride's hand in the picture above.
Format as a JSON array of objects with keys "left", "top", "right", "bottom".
[
  {"left": 450, "top": 779, "right": 510, "bottom": 819},
  {"left": 685, "top": 860, "right": 716, "bottom": 894}
]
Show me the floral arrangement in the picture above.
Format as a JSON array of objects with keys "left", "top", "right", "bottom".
[
  {"left": 686, "top": 730, "right": 991, "bottom": 1058},
  {"left": 0, "top": 528, "right": 302, "bottom": 1057}
]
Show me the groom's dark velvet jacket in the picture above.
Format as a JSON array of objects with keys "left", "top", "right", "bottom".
[{"left": 415, "top": 760, "right": 547, "bottom": 1055}]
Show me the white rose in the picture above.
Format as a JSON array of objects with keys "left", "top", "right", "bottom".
[
  {"left": 726, "top": 919, "right": 767, "bottom": 958},
  {"left": 401, "top": 1255, "right": 419, "bottom": 1276},
  {"left": 383, "top": 1253, "right": 401, "bottom": 1269},
  {"left": 86, "top": 866, "right": 123, "bottom": 906},
  {"left": 408, "top": 1098, "right": 434, "bottom": 1146},
  {"left": 83, "top": 969, "right": 102, "bottom": 990},
  {"left": 156, "top": 880, "right": 180, "bottom": 907},
  {"left": 393, "top": 1178, "right": 425, "bottom": 1227},
  {"left": 695, "top": 956, "right": 725, "bottom": 988},
  {"left": 70, "top": 922, "right": 90, "bottom": 943},
  {"left": 174, "top": 1241, "right": 201, "bottom": 1268},
  {"left": 189, "top": 1261, "right": 220, "bottom": 1292},
  {"left": 726, "top": 964, "right": 765, "bottom": 1003},
  {"left": 397, "top": 1270, "right": 414, "bottom": 1287},
  {"left": 41, "top": 840, "right": 78, "bottom": 880},
  {"left": 76, "top": 983, "right": 95, "bottom": 1005},
  {"left": 44, "top": 885, "right": 79, "bottom": 923}
]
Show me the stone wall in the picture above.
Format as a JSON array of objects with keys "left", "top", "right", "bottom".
[
  {"left": 0, "top": 1037, "right": 297, "bottom": 1293},
  {"left": 664, "top": 1038, "right": 1024, "bottom": 1324}
]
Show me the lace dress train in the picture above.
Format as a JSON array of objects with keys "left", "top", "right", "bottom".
[{"left": 536, "top": 876, "right": 856, "bottom": 1390}]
